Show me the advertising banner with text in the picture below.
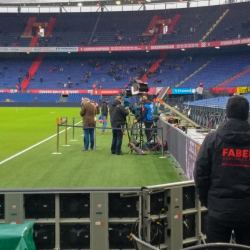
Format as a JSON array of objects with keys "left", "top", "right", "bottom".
[
  {"left": 92, "top": 89, "right": 123, "bottom": 95},
  {"left": 0, "top": 89, "right": 123, "bottom": 95},
  {"left": 0, "top": 37, "right": 250, "bottom": 53},
  {"left": 210, "top": 87, "right": 237, "bottom": 94}
]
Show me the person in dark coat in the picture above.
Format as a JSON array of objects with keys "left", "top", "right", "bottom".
[
  {"left": 101, "top": 99, "right": 109, "bottom": 134},
  {"left": 80, "top": 98, "right": 96, "bottom": 151},
  {"left": 110, "top": 96, "right": 129, "bottom": 155},
  {"left": 194, "top": 95, "right": 250, "bottom": 245}
]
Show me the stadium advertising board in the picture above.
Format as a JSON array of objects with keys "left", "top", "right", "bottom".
[
  {"left": 30, "top": 89, "right": 88, "bottom": 94},
  {"left": 93, "top": 89, "right": 123, "bottom": 95},
  {"left": 78, "top": 46, "right": 144, "bottom": 52},
  {"left": 185, "top": 138, "right": 200, "bottom": 180},
  {"left": 171, "top": 88, "right": 196, "bottom": 94},
  {"left": 209, "top": 87, "right": 237, "bottom": 94},
  {"left": 0, "top": 89, "right": 18, "bottom": 93},
  {"left": 148, "top": 87, "right": 163, "bottom": 95},
  {"left": 1, "top": 37, "right": 250, "bottom": 53},
  {"left": 55, "top": 47, "right": 78, "bottom": 52},
  {"left": 237, "top": 87, "right": 250, "bottom": 94},
  {"left": 0, "top": 89, "right": 123, "bottom": 95}
]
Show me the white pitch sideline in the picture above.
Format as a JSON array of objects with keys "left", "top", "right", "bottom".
[{"left": 0, "top": 121, "right": 82, "bottom": 165}]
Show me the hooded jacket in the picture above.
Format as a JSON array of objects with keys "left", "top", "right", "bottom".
[
  {"left": 194, "top": 118, "right": 250, "bottom": 225},
  {"left": 110, "top": 100, "right": 129, "bottom": 128},
  {"left": 101, "top": 101, "right": 109, "bottom": 117},
  {"left": 137, "top": 100, "right": 154, "bottom": 123}
]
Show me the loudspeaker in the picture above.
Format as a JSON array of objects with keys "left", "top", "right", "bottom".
[
  {"left": 33, "top": 224, "right": 55, "bottom": 249},
  {"left": 60, "top": 224, "right": 90, "bottom": 249},
  {"left": 24, "top": 194, "right": 55, "bottom": 219}
]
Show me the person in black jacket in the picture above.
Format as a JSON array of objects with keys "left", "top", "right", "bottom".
[
  {"left": 110, "top": 96, "right": 129, "bottom": 155},
  {"left": 101, "top": 99, "right": 109, "bottom": 134},
  {"left": 194, "top": 95, "right": 250, "bottom": 245}
]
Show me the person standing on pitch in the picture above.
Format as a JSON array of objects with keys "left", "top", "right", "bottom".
[
  {"left": 134, "top": 96, "right": 154, "bottom": 142},
  {"left": 194, "top": 95, "right": 250, "bottom": 245},
  {"left": 101, "top": 99, "right": 109, "bottom": 135},
  {"left": 80, "top": 98, "right": 96, "bottom": 151},
  {"left": 110, "top": 96, "right": 129, "bottom": 155}
]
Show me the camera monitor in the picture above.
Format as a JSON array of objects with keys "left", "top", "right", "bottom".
[
  {"left": 132, "top": 80, "right": 149, "bottom": 95},
  {"left": 123, "top": 89, "right": 132, "bottom": 98}
]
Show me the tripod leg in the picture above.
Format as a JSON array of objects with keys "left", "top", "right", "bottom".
[{"left": 125, "top": 121, "right": 133, "bottom": 154}]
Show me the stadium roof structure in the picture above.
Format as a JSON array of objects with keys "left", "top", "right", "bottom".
[{"left": 0, "top": 0, "right": 221, "bottom": 7}]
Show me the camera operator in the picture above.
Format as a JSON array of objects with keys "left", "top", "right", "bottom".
[
  {"left": 110, "top": 96, "right": 129, "bottom": 155},
  {"left": 134, "top": 96, "right": 154, "bottom": 142}
]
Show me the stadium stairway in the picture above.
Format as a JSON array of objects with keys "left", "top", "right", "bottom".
[
  {"left": 141, "top": 59, "right": 162, "bottom": 82},
  {"left": 30, "top": 17, "right": 56, "bottom": 47},
  {"left": 148, "top": 14, "right": 180, "bottom": 45},
  {"left": 175, "top": 60, "right": 212, "bottom": 88},
  {"left": 149, "top": 34, "right": 158, "bottom": 45},
  {"left": 58, "top": 95, "right": 68, "bottom": 102},
  {"left": 24, "top": 17, "right": 36, "bottom": 36},
  {"left": 167, "top": 14, "right": 181, "bottom": 34},
  {"left": 88, "top": 12, "right": 101, "bottom": 45},
  {"left": 200, "top": 9, "right": 230, "bottom": 42},
  {"left": 145, "top": 15, "right": 159, "bottom": 35},
  {"left": 21, "top": 53, "right": 44, "bottom": 90},
  {"left": 141, "top": 50, "right": 167, "bottom": 82},
  {"left": 217, "top": 66, "right": 250, "bottom": 87},
  {"left": 30, "top": 36, "right": 38, "bottom": 47},
  {"left": 45, "top": 17, "right": 56, "bottom": 36}
]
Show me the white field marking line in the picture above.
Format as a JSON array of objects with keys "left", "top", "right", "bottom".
[{"left": 0, "top": 121, "right": 82, "bottom": 165}]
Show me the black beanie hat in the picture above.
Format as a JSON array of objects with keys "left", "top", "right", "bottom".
[{"left": 226, "top": 95, "right": 249, "bottom": 120}]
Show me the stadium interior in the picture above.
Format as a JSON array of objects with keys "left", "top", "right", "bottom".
[{"left": 1, "top": 0, "right": 250, "bottom": 249}]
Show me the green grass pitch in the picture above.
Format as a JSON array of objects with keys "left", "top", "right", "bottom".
[{"left": 0, "top": 107, "right": 181, "bottom": 188}]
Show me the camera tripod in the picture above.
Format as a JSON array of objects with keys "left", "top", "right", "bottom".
[
  {"left": 124, "top": 115, "right": 146, "bottom": 155},
  {"left": 127, "top": 115, "right": 158, "bottom": 153}
]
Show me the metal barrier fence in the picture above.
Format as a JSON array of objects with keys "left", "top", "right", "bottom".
[
  {"left": 189, "top": 106, "right": 226, "bottom": 129},
  {"left": 158, "top": 118, "right": 201, "bottom": 180},
  {"left": 52, "top": 118, "right": 166, "bottom": 157}
]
